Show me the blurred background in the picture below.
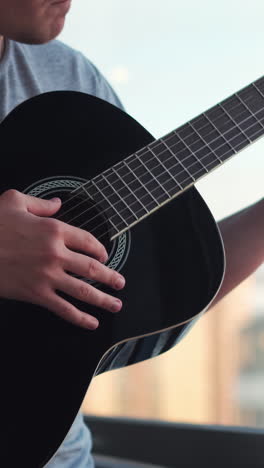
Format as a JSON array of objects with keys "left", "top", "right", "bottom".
[{"left": 59, "top": 0, "right": 264, "bottom": 428}]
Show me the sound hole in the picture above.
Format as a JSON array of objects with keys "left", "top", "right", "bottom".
[{"left": 44, "top": 189, "right": 113, "bottom": 276}]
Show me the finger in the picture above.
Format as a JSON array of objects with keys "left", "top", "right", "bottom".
[
  {"left": 64, "top": 249, "right": 125, "bottom": 290},
  {"left": 0, "top": 189, "right": 62, "bottom": 216},
  {"left": 45, "top": 291, "right": 99, "bottom": 330},
  {"left": 25, "top": 195, "right": 62, "bottom": 216},
  {"left": 63, "top": 222, "right": 108, "bottom": 263},
  {"left": 55, "top": 273, "right": 122, "bottom": 313}
]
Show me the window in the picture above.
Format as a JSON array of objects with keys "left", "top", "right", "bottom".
[{"left": 60, "top": 0, "right": 264, "bottom": 428}]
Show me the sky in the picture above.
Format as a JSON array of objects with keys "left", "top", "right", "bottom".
[{"left": 59, "top": 0, "right": 264, "bottom": 220}]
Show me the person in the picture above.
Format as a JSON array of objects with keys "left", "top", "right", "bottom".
[{"left": 0, "top": 1, "right": 263, "bottom": 467}]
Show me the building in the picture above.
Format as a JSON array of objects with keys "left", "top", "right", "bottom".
[
  {"left": 82, "top": 271, "right": 259, "bottom": 427},
  {"left": 235, "top": 265, "right": 264, "bottom": 427}
]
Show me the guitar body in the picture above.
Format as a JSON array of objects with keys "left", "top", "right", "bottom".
[{"left": 0, "top": 91, "right": 225, "bottom": 467}]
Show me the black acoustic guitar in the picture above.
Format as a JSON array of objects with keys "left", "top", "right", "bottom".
[{"left": 1, "top": 75, "right": 263, "bottom": 467}]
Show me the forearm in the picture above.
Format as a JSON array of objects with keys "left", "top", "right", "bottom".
[{"left": 210, "top": 197, "right": 264, "bottom": 307}]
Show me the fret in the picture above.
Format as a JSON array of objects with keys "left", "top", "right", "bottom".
[
  {"left": 188, "top": 120, "right": 223, "bottom": 166},
  {"left": 235, "top": 101, "right": 264, "bottom": 143},
  {"left": 204, "top": 104, "right": 241, "bottom": 157},
  {"left": 166, "top": 126, "right": 209, "bottom": 176},
  {"left": 127, "top": 154, "right": 168, "bottom": 205},
  {"left": 101, "top": 172, "right": 138, "bottom": 222},
  {"left": 236, "top": 87, "right": 264, "bottom": 142},
  {"left": 253, "top": 78, "right": 264, "bottom": 111},
  {"left": 177, "top": 123, "right": 205, "bottom": 152},
  {"left": 120, "top": 159, "right": 159, "bottom": 212},
  {"left": 87, "top": 177, "right": 128, "bottom": 232},
  {"left": 146, "top": 140, "right": 176, "bottom": 168},
  {"left": 252, "top": 83, "right": 264, "bottom": 122},
  {"left": 79, "top": 183, "right": 120, "bottom": 235},
  {"left": 137, "top": 148, "right": 172, "bottom": 199},
  {"left": 169, "top": 129, "right": 208, "bottom": 176},
  {"left": 122, "top": 155, "right": 159, "bottom": 211},
  {"left": 148, "top": 141, "right": 179, "bottom": 188},
  {"left": 221, "top": 94, "right": 261, "bottom": 138},
  {"left": 92, "top": 175, "right": 133, "bottom": 225},
  {"left": 140, "top": 146, "right": 183, "bottom": 195},
  {"left": 254, "top": 76, "right": 264, "bottom": 94},
  {"left": 253, "top": 82, "right": 264, "bottom": 97},
  {"left": 148, "top": 139, "right": 184, "bottom": 192},
  {"left": 164, "top": 130, "right": 192, "bottom": 161},
  {"left": 193, "top": 112, "right": 235, "bottom": 161},
  {"left": 176, "top": 124, "right": 218, "bottom": 177},
  {"left": 78, "top": 183, "right": 93, "bottom": 202},
  {"left": 195, "top": 145, "right": 220, "bottom": 171},
  {"left": 150, "top": 134, "right": 196, "bottom": 187},
  {"left": 75, "top": 75, "right": 264, "bottom": 238},
  {"left": 216, "top": 102, "right": 250, "bottom": 152},
  {"left": 205, "top": 104, "right": 235, "bottom": 138},
  {"left": 111, "top": 164, "right": 147, "bottom": 217},
  {"left": 191, "top": 114, "right": 218, "bottom": 142},
  {"left": 91, "top": 178, "right": 131, "bottom": 230},
  {"left": 160, "top": 136, "right": 196, "bottom": 185},
  {"left": 218, "top": 99, "right": 248, "bottom": 133},
  {"left": 238, "top": 84, "right": 264, "bottom": 118}
]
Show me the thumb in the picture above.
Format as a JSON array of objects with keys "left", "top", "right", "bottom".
[{"left": 25, "top": 195, "right": 62, "bottom": 217}]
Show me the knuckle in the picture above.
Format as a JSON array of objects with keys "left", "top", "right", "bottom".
[
  {"left": 99, "top": 292, "right": 114, "bottom": 311},
  {"left": 75, "top": 314, "right": 87, "bottom": 328},
  {"left": 112, "top": 272, "right": 120, "bottom": 288},
  {"left": 42, "top": 218, "right": 63, "bottom": 237},
  {"left": 42, "top": 242, "right": 65, "bottom": 265},
  {"left": 85, "top": 230, "right": 95, "bottom": 243},
  {"left": 76, "top": 234, "right": 88, "bottom": 253},
  {"left": 57, "top": 304, "right": 77, "bottom": 324},
  {"left": 78, "top": 283, "right": 92, "bottom": 301},
  {"left": 41, "top": 266, "right": 58, "bottom": 283},
  {"left": 3, "top": 188, "right": 21, "bottom": 201},
  {"left": 29, "top": 283, "right": 46, "bottom": 301},
  {"left": 86, "top": 259, "right": 99, "bottom": 280},
  {"left": 85, "top": 232, "right": 106, "bottom": 259},
  {"left": 63, "top": 304, "right": 75, "bottom": 318}
]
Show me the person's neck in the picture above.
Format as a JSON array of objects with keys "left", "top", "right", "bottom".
[{"left": 0, "top": 36, "right": 5, "bottom": 60}]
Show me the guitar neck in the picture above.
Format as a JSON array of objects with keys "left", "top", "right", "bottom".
[{"left": 79, "top": 76, "right": 264, "bottom": 239}]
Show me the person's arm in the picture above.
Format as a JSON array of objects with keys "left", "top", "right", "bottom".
[{"left": 210, "top": 197, "right": 264, "bottom": 308}]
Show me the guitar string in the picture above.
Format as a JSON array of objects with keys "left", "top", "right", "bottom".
[
  {"left": 55, "top": 93, "right": 264, "bottom": 230},
  {"left": 58, "top": 105, "right": 264, "bottom": 238},
  {"left": 54, "top": 104, "right": 250, "bottom": 218},
  {"left": 72, "top": 121, "right": 264, "bottom": 244},
  {"left": 56, "top": 84, "right": 264, "bottom": 215},
  {"left": 58, "top": 98, "right": 264, "bottom": 225},
  {"left": 54, "top": 101, "right": 264, "bottom": 238}
]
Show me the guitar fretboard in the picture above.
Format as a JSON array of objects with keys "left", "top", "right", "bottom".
[{"left": 79, "top": 76, "right": 264, "bottom": 239}]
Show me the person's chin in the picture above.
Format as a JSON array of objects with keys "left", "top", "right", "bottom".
[
  {"left": 37, "top": 17, "right": 66, "bottom": 43},
  {"left": 18, "top": 19, "right": 66, "bottom": 45}
]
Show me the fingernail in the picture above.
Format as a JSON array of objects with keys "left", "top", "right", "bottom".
[
  {"left": 51, "top": 197, "right": 61, "bottom": 203},
  {"left": 112, "top": 300, "right": 122, "bottom": 313},
  {"left": 101, "top": 252, "right": 108, "bottom": 263},
  {"left": 90, "top": 318, "right": 99, "bottom": 329},
  {"left": 115, "top": 277, "right": 125, "bottom": 289}
]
